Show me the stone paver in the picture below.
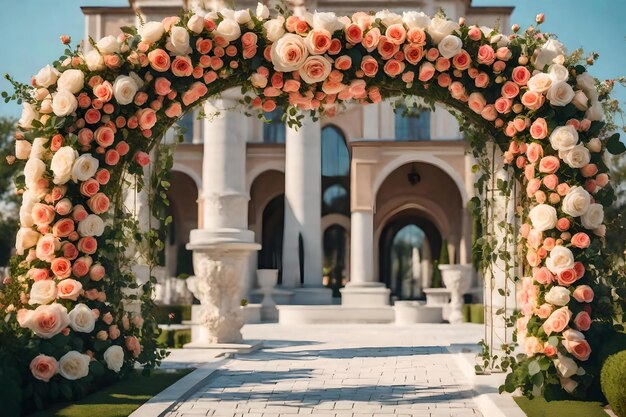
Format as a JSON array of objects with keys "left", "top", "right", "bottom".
[{"left": 163, "top": 324, "right": 484, "bottom": 417}]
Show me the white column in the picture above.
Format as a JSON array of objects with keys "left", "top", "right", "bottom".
[
  {"left": 282, "top": 115, "right": 331, "bottom": 304},
  {"left": 349, "top": 210, "right": 374, "bottom": 284},
  {"left": 186, "top": 89, "right": 260, "bottom": 345},
  {"left": 341, "top": 209, "right": 390, "bottom": 306}
]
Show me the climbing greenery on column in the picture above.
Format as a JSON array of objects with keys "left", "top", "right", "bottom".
[{"left": 1, "top": 4, "right": 625, "bottom": 413}]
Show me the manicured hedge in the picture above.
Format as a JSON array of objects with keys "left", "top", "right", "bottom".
[{"left": 601, "top": 350, "right": 626, "bottom": 417}]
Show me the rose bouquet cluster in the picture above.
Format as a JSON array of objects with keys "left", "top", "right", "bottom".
[{"left": 1, "top": 3, "right": 622, "bottom": 409}]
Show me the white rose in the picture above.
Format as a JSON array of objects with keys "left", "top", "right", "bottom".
[
  {"left": 559, "top": 145, "right": 590, "bottom": 169},
  {"left": 19, "top": 189, "right": 39, "bottom": 228},
  {"left": 218, "top": 8, "right": 235, "bottom": 19},
  {"left": 71, "top": 154, "right": 99, "bottom": 182},
  {"left": 84, "top": 50, "right": 105, "bottom": 72},
  {"left": 527, "top": 73, "right": 552, "bottom": 93},
  {"left": 402, "top": 11, "right": 431, "bottom": 28},
  {"left": 549, "top": 125, "right": 579, "bottom": 151},
  {"left": 52, "top": 90, "right": 78, "bottom": 117},
  {"left": 24, "top": 158, "right": 46, "bottom": 189},
  {"left": 562, "top": 186, "right": 591, "bottom": 217},
  {"left": 112, "top": 75, "right": 138, "bottom": 105},
  {"left": 235, "top": 9, "right": 252, "bottom": 25},
  {"left": 427, "top": 16, "right": 460, "bottom": 44},
  {"left": 490, "top": 33, "right": 509, "bottom": 48},
  {"left": 586, "top": 138, "right": 602, "bottom": 153},
  {"left": 78, "top": 214, "right": 105, "bottom": 237},
  {"left": 528, "top": 204, "right": 557, "bottom": 232},
  {"left": 15, "top": 140, "right": 32, "bottom": 160},
  {"left": 205, "top": 11, "right": 219, "bottom": 20},
  {"left": 50, "top": 146, "right": 78, "bottom": 185},
  {"left": 69, "top": 303, "right": 96, "bottom": 333},
  {"left": 57, "top": 69, "right": 84, "bottom": 94},
  {"left": 559, "top": 376, "right": 579, "bottom": 393},
  {"left": 15, "top": 227, "right": 40, "bottom": 255},
  {"left": 96, "top": 35, "right": 120, "bottom": 54},
  {"left": 585, "top": 103, "right": 603, "bottom": 121},
  {"left": 103, "top": 345, "right": 125, "bottom": 372},
  {"left": 546, "top": 245, "right": 575, "bottom": 274},
  {"left": 256, "top": 2, "right": 269, "bottom": 20},
  {"left": 35, "top": 65, "right": 59, "bottom": 88},
  {"left": 29, "top": 137, "right": 48, "bottom": 160},
  {"left": 139, "top": 21, "right": 165, "bottom": 44},
  {"left": 544, "top": 286, "right": 570, "bottom": 306},
  {"left": 250, "top": 73, "right": 267, "bottom": 88},
  {"left": 581, "top": 203, "right": 604, "bottom": 230},
  {"left": 214, "top": 18, "right": 241, "bottom": 43},
  {"left": 438, "top": 35, "right": 462, "bottom": 59},
  {"left": 548, "top": 64, "right": 569, "bottom": 82},
  {"left": 263, "top": 18, "right": 285, "bottom": 43},
  {"left": 309, "top": 11, "right": 344, "bottom": 33},
  {"left": 187, "top": 15, "right": 205, "bottom": 34},
  {"left": 547, "top": 81, "right": 575, "bottom": 107},
  {"left": 374, "top": 10, "right": 402, "bottom": 27},
  {"left": 571, "top": 90, "right": 589, "bottom": 111},
  {"left": 270, "top": 33, "right": 308, "bottom": 72},
  {"left": 535, "top": 39, "right": 566, "bottom": 70},
  {"left": 58, "top": 351, "right": 90, "bottom": 381},
  {"left": 29, "top": 280, "right": 57, "bottom": 305},
  {"left": 576, "top": 72, "right": 598, "bottom": 101},
  {"left": 166, "top": 26, "right": 192, "bottom": 55},
  {"left": 555, "top": 353, "right": 578, "bottom": 378},
  {"left": 19, "top": 103, "right": 38, "bottom": 129}
]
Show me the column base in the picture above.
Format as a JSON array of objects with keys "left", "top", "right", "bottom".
[
  {"left": 291, "top": 287, "right": 334, "bottom": 305},
  {"left": 340, "top": 282, "right": 390, "bottom": 306}
]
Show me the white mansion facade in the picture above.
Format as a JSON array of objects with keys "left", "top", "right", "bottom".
[{"left": 83, "top": 0, "right": 513, "bottom": 308}]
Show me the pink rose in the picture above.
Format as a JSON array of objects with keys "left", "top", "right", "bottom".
[
  {"left": 512, "top": 66, "right": 531, "bottom": 85},
  {"left": 94, "top": 126, "right": 115, "bottom": 148},
  {"left": 36, "top": 234, "right": 60, "bottom": 262},
  {"left": 87, "top": 193, "right": 110, "bottom": 215},
  {"left": 89, "top": 263, "right": 106, "bottom": 281},
  {"left": 557, "top": 268, "right": 580, "bottom": 286},
  {"left": 361, "top": 28, "right": 380, "bottom": 52},
  {"left": 77, "top": 236, "right": 97, "bottom": 254},
  {"left": 134, "top": 151, "right": 150, "bottom": 167},
  {"left": 154, "top": 77, "right": 172, "bottom": 96},
  {"left": 137, "top": 108, "right": 157, "bottom": 130},
  {"left": 125, "top": 335, "right": 142, "bottom": 358},
  {"left": 524, "top": 336, "right": 544, "bottom": 357},
  {"left": 543, "top": 343, "right": 557, "bottom": 357},
  {"left": 418, "top": 62, "right": 435, "bottom": 82},
  {"left": 105, "top": 149, "right": 120, "bottom": 166},
  {"left": 521, "top": 91, "right": 545, "bottom": 110},
  {"left": 385, "top": 24, "right": 406, "bottom": 45},
  {"left": 305, "top": 30, "right": 332, "bottom": 54},
  {"left": 526, "top": 142, "right": 543, "bottom": 163},
  {"left": 51, "top": 257, "right": 72, "bottom": 279},
  {"left": 572, "top": 285, "right": 594, "bottom": 303},
  {"left": 573, "top": 311, "right": 591, "bottom": 331},
  {"left": 536, "top": 303, "right": 554, "bottom": 319},
  {"left": 80, "top": 179, "right": 100, "bottom": 197},
  {"left": 570, "top": 232, "right": 590, "bottom": 249},
  {"left": 407, "top": 27, "right": 426, "bottom": 45},
  {"left": 543, "top": 174, "right": 558, "bottom": 190},
  {"left": 57, "top": 278, "right": 83, "bottom": 300},
  {"left": 32, "top": 203, "right": 56, "bottom": 227},
  {"left": 562, "top": 332, "right": 591, "bottom": 361},
  {"left": 109, "top": 324, "right": 120, "bottom": 340},
  {"left": 477, "top": 45, "right": 495, "bottom": 65},
  {"left": 28, "top": 268, "right": 50, "bottom": 282},
  {"left": 345, "top": 24, "right": 363, "bottom": 44},
  {"left": 543, "top": 306, "right": 572, "bottom": 335},
  {"left": 530, "top": 118, "right": 548, "bottom": 139},
  {"left": 533, "top": 267, "right": 554, "bottom": 285},
  {"left": 30, "top": 354, "right": 58, "bottom": 382},
  {"left": 452, "top": 50, "right": 470, "bottom": 70},
  {"left": 383, "top": 59, "right": 405, "bottom": 77},
  {"left": 474, "top": 72, "right": 490, "bottom": 88},
  {"left": 172, "top": 56, "right": 193, "bottom": 77},
  {"left": 501, "top": 81, "right": 520, "bottom": 99},
  {"left": 165, "top": 102, "right": 182, "bottom": 118}
]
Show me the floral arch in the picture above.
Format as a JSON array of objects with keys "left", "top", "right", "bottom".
[{"left": 2, "top": 3, "right": 625, "bottom": 411}]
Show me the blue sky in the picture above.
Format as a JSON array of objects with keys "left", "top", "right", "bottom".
[{"left": 0, "top": 0, "right": 624, "bottom": 118}]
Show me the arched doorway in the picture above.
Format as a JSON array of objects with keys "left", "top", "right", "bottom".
[
  {"left": 258, "top": 194, "right": 285, "bottom": 284},
  {"left": 323, "top": 224, "right": 348, "bottom": 297},
  {"left": 379, "top": 215, "right": 442, "bottom": 300}
]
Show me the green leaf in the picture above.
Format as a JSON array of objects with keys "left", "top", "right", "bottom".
[
  {"left": 606, "top": 133, "right": 625, "bottom": 155},
  {"left": 60, "top": 383, "right": 73, "bottom": 400},
  {"left": 528, "top": 360, "right": 541, "bottom": 376}
]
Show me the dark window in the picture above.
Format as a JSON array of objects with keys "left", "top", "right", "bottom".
[
  {"left": 262, "top": 109, "right": 286, "bottom": 143},
  {"left": 321, "top": 126, "right": 350, "bottom": 216},
  {"left": 394, "top": 106, "right": 431, "bottom": 141}
]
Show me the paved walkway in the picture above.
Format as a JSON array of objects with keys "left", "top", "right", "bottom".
[{"left": 163, "top": 324, "right": 485, "bottom": 417}]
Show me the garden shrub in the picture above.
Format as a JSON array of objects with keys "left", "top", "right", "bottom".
[{"left": 601, "top": 350, "right": 626, "bottom": 417}]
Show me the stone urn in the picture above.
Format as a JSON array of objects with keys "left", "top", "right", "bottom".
[{"left": 439, "top": 264, "right": 473, "bottom": 324}]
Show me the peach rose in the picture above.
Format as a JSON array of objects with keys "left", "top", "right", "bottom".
[
  {"left": 526, "top": 142, "right": 543, "bottom": 163},
  {"left": 543, "top": 174, "right": 558, "bottom": 190},
  {"left": 361, "top": 56, "right": 379, "bottom": 77},
  {"left": 36, "top": 234, "right": 59, "bottom": 262},
  {"left": 501, "top": 81, "right": 520, "bottom": 99},
  {"left": 32, "top": 203, "right": 56, "bottom": 227},
  {"left": 418, "top": 62, "right": 435, "bottom": 82},
  {"left": 18, "top": 303, "right": 70, "bottom": 339},
  {"left": 477, "top": 45, "right": 495, "bottom": 65},
  {"left": 557, "top": 268, "right": 580, "bottom": 286},
  {"left": 536, "top": 303, "right": 554, "bottom": 319},
  {"left": 570, "top": 232, "right": 590, "bottom": 249},
  {"left": 572, "top": 285, "right": 594, "bottom": 303},
  {"left": 539, "top": 156, "right": 560, "bottom": 174},
  {"left": 93, "top": 81, "right": 113, "bottom": 102},
  {"left": 171, "top": 56, "right": 193, "bottom": 77},
  {"left": 334, "top": 55, "right": 352, "bottom": 71},
  {"left": 89, "top": 263, "right": 106, "bottom": 281},
  {"left": 30, "top": 354, "right": 58, "bottom": 382},
  {"left": 137, "top": 108, "right": 157, "bottom": 130},
  {"left": 530, "top": 118, "right": 548, "bottom": 139},
  {"left": 80, "top": 178, "right": 100, "bottom": 197},
  {"left": 148, "top": 49, "right": 171, "bottom": 72},
  {"left": 125, "top": 335, "right": 142, "bottom": 358},
  {"left": 512, "top": 66, "right": 531, "bottom": 85},
  {"left": 533, "top": 266, "right": 554, "bottom": 285},
  {"left": 361, "top": 28, "right": 381, "bottom": 52},
  {"left": 87, "top": 193, "right": 110, "bottom": 215},
  {"left": 543, "top": 306, "right": 572, "bottom": 335},
  {"left": 109, "top": 324, "right": 120, "bottom": 340},
  {"left": 562, "top": 331, "right": 591, "bottom": 361},
  {"left": 345, "top": 24, "right": 363, "bottom": 44},
  {"left": 51, "top": 218, "right": 74, "bottom": 239},
  {"left": 474, "top": 72, "right": 489, "bottom": 88},
  {"left": 57, "top": 278, "right": 83, "bottom": 300},
  {"left": 543, "top": 343, "right": 557, "bottom": 357},
  {"left": 305, "top": 30, "right": 331, "bottom": 54},
  {"left": 94, "top": 126, "right": 115, "bottom": 148},
  {"left": 383, "top": 59, "right": 405, "bottom": 77},
  {"left": 377, "top": 36, "right": 399, "bottom": 59},
  {"left": 521, "top": 91, "right": 545, "bottom": 110},
  {"left": 524, "top": 336, "right": 544, "bottom": 357},
  {"left": 452, "top": 50, "right": 470, "bottom": 70},
  {"left": 51, "top": 257, "right": 72, "bottom": 279},
  {"left": 385, "top": 24, "right": 406, "bottom": 45}
]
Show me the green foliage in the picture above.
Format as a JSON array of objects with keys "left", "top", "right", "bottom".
[
  {"left": 438, "top": 239, "right": 450, "bottom": 264},
  {"left": 0, "top": 117, "right": 19, "bottom": 265},
  {"left": 514, "top": 396, "right": 607, "bottom": 417},
  {"left": 601, "top": 350, "right": 626, "bottom": 417},
  {"left": 156, "top": 328, "right": 191, "bottom": 348},
  {"left": 153, "top": 305, "right": 192, "bottom": 324}
]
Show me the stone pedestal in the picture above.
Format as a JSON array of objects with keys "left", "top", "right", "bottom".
[
  {"left": 394, "top": 301, "right": 443, "bottom": 324},
  {"left": 423, "top": 288, "right": 451, "bottom": 321},
  {"left": 440, "top": 264, "right": 473, "bottom": 324},
  {"left": 186, "top": 230, "right": 260, "bottom": 344}
]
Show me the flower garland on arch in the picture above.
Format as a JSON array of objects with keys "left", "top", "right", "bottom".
[{"left": 2, "top": 3, "right": 624, "bottom": 407}]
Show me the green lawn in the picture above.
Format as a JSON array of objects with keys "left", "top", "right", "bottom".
[
  {"left": 514, "top": 396, "right": 608, "bottom": 417},
  {"left": 27, "top": 369, "right": 192, "bottom": 417}
]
